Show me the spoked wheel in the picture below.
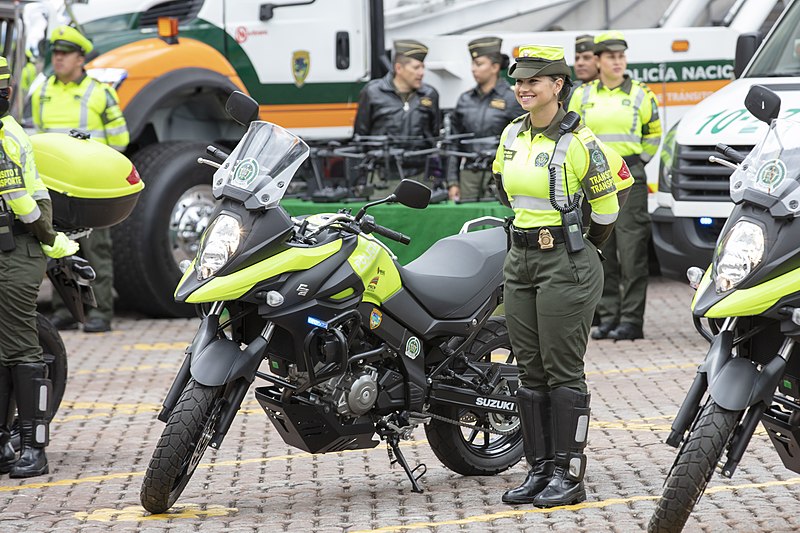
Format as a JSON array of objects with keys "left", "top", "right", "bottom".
[
  {"left": 140, "top": 379, "right": 223, "bottom": 514},
  {"left": 648, "top": 400, "right": 741, "bottom": 533},
  {"left": 425, "top": 316, "right": 523, "bottom": 475},
  {"left": 10, "top": 313, "right": 68, "bottom": 451}
]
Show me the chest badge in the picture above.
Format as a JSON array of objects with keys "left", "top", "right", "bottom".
[
  {"left": 538, "top": 228, "right": 554, "bottom": 250},
  {"left": 534, "top": 152, "right": 549, "bottom": 167},
  {"left": 490, "top": 98, "right": 506, "bottom": 110}
]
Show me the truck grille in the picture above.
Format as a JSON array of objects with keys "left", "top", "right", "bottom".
[{"left": 671, "top": 144, "right": 753, "bottom": 201}]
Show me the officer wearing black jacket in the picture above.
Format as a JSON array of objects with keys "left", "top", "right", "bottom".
[
  {"left": 353, "top": 40, "right": 440, "bottom": 180},
  {"left": 448, "top": 37, "right": 523, "bottom": 201}
]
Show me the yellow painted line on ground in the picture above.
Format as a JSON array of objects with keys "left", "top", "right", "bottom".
[
  {"left": 75, "top": 503, "right": 237, "bottom": 522},
  {"left": 73, "top": 362, "right": 182, "bottom": 376},
  {"left": 121, "top": 342, "right": 190, "bottom": 351},
  {"left": 587, "top": 362, "right": 698, "bottom": 376},
  {"left": 0, "top": 440, "right": 428, "bottom": 494},
  {"left": 350, "top": 477, "right": 800, "bottom": 533}
]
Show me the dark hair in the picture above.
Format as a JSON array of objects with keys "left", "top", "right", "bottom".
[
  {"left": 548, "top": 75, "right": 573, "bottom": 102},
  {"left": 483, "top": 51, "right": 510, "bottom": 71}
]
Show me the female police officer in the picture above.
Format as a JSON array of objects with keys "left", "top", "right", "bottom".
[
  {"left": 492, "top": 45, "right": 627, "bottom": 507},
  {"left": 448, "top": 37, "right": 523, "bottom": 201},
  {"left": 0, "top": 56, "right": 78, "bottom": 478}
]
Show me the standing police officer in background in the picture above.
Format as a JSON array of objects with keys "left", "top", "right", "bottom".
[
  {"left": 563, "top": 34, "right": 598, "bottom": 109},
  {"left": 569, "top": 31, "right": 661, "bottom": 341},
  {"left": 353, "top": 40, "right": 440, "bottom": 182},
  {"left": 0, "top": 56, "right": 79, "bottom": 478},
  {"left": 493, "top": 45, "right": 628, "bottom": 507},
  {"left": 447, "top": 37, "right": 523, "bottom": 201},
  {"left": 31, "top": 25, "right": 129, "bottom": 333}
]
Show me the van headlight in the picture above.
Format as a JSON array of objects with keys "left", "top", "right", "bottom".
[
  {"left": 196, "top": 214, "right": 242, "bottom": 280},
  {"left": 714, "top": 221, "right": 764, "bottom": 292}
]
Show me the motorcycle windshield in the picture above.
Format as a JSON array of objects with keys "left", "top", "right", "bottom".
[
  {"left": 730, "top": 118, "right": 800, "bottom": 216},
  {"left": 213, "top": 121, "right": 309, "bottom": 208}
]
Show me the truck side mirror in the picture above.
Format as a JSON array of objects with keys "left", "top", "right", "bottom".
[
  {"left": 734, "top": 32, "right": 763, "bottom": 79},
  {"left": 225, "top": 91, "right": 260, "bottom": 126},
  {"left": 745, "top": 85, "right": 781, "bottom": 124}
]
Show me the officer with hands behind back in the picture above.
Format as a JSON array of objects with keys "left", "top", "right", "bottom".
[
  {"left": 447, "top": 37, "right": 523, "bottom": 201},
  {"left": 31, "top": 25, "right": 129, "bottom": 334},
  {"left": 0, "top": 56, "right": 79, "bottom": 479},
  {"left": 493, "top": 45, "right": 630, "bottom": 508}
]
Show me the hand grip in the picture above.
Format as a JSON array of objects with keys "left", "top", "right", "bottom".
[
  {"left": 373, "top": 224, "right": 411, "bottom": 245},
  {"left": 715, "top": 143, "right": 745, "bottom": 164},
  {"left": 206, "top": 145, "right": 230, "bottom": 162}
]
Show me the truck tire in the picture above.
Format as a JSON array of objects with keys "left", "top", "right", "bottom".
[{"left": 113, "top": 142, "right": 216, "bottom": 317}]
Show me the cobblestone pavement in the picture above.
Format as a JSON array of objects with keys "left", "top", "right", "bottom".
[{"left": 2, "top": 277, "right": 799, "bottom": 532}]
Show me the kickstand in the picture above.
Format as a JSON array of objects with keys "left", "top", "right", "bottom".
[{"left": 386, "top": 434, "right": 426, "bottom": 493}]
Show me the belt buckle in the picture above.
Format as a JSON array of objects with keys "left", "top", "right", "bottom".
[{"left": 538, "top": 228, "right": 554, "bottom": 250}]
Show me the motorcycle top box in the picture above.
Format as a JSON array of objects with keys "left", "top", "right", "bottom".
[{"left": 30, "top": 132, "right": 144, "bottom": 229}]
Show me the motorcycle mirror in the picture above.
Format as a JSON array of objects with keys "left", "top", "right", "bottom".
[
  {"left": 225, "top": 91, "right": 260, "bottom": 126},
  {"left": 393, "top": 179, "right": 431, "bottom": 209},
  {"left": 745, "top": 84, "right": 781, "bottom": 124}
]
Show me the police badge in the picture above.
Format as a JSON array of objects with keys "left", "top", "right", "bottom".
[{"left": 292, "top": 50, "right": 310, "bottom": 88}]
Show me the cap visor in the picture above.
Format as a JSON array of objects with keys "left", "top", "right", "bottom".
[
  {"left": 510, "top": 65, "right": 544, "bottom": 79},
  {"left": 600, "top": 44, "right": 627, "bottom": 52},
  {"left": 52, "top": 41, "right": 81, "bottom": 53}
]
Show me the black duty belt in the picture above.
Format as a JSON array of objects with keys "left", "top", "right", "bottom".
[
  {"left": 623, "top": 155, "right": 642, "bottom": 167},
  {"left": 509, "top": 225, "right": 566, "bottom": 250}
]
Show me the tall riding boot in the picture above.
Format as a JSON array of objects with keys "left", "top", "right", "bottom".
[
  {"left": 533, "top": 386, "right": 590, "bottom": 507},
  {"left": 9, "top": 363, "right": 50, "bottom": 478},
  {"left": 0, "top": 365, "right": 16, "bottom": 474},
  {"left": 502, "top": 388, "right": 554, "bottom": 504}
]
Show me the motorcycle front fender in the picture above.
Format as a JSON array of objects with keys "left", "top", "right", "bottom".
[
  {"left": 190, "top": 334, "right": 268, "bottom": 387},
  {"left": 704, "top": 330, "right": 786, "bottom": 411}
]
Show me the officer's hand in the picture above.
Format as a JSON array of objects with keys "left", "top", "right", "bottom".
[
  {"left": 448, "top": 184, "right": 460, "bottom": 201},
  {"left": 41, "top": 232, "right": 79, "bottom": 258}
]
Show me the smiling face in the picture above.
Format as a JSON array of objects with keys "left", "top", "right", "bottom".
[
  {"left": 514, "top": 75, "right": 562, "bottom": 113},
  {"left": 597, "top": 50, "right": 627, "bottom": 84}
]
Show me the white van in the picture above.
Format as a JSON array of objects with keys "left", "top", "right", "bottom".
[{"left": 653, "top": 0, "right": 800, "bottom": 278}]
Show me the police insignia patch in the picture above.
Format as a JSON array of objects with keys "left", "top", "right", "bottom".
[
  {"left": 420, "top": 97, "right": 433, "bottom": 107},
  {"left": 622, "top": 98, "right": 631, "bottom": 106},
  {"left": 369, "top": 308, "right": 383, "bottom": 330},
  {"left": 755, "top": 159, "right": 786, "bottom": 191},
  {"left": 292, "top": 50, "right": 310, "bottom": 88},
  {"left": 534, "top": 152, "right": 549, "bottom": 166},
  {"left": 490, "top": 98, "right": 506, "bottom": 110},
  {"left": 591, "top": 149, "right": 608, "bottom": 170}
]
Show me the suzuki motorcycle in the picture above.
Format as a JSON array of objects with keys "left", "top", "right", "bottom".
[
  {"left": 649, "top": 85, "right": 800, "bottom": 532},
  {"left": 140, "top": 92, "right": 522, "bottom": 514}
]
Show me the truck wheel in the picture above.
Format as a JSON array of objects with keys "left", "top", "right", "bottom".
[{"left": 113, "top": 142, "right": 216, "bottom": 317}]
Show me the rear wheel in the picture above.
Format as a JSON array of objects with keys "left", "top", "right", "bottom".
[
  {"left": 425, "top": 317, "right": 523, "bottom": 475},
  {"left": 648, "top": 400, "right": 741, "bottom": 533},
  {"left": 140, "top": 379, "right": 223, "bottom": 514}
]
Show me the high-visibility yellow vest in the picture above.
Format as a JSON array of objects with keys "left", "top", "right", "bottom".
[
  {"left": 568, "top": 76, "right": 661, "bottom": 162},
  {"left": 31, "top": 73, "right": 129, "bottom": 151},
  {"left": 0, "top": 115, "right": 49, "bottom": 223}
]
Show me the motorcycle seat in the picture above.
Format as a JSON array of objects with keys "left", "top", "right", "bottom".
[{"left": 398, "top": 227, "right": 506, "bottom": 319}]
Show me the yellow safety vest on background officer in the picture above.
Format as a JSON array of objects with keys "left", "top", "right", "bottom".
[
  {"left": 568, "top": 30, "right": 662, "bottom": 341},
  {"left": 20, "top": 50, "right": 37, "bottom": 98},
  {"left": 493, "top": 45, "right": 627, "bottom": 510},
  {"left": 31, "top": 25, "right": 129, "bottom": 333},
  {"left": 0, "top": 55, "right": 79, "bottom": 479}
]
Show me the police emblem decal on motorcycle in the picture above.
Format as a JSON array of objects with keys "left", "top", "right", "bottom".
[
  {"left": 297, "top": 283, "right": 309, "bottom": 296},
  {"left": 755, "top": 158, "right": 787, "bottom": 191},
  {"left": 405, "top": 336, "right": 421, "bottom": 359},
  {"left": 231, "top": 157, "right": 259, "bottom": 189},
  {"left": 369, "top": 308, "right": 382, "bottom": 330},
  {"left": 534, "top": 152, "right": 549, "bottom": 166}
]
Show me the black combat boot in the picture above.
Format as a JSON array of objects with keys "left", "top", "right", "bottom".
[
  {"left": 0, "top": 365, "right": 16, "bottom": 474},
  {"left": 502, "top": 388, "right": 554, "bottom": 504},
  {"left": 533, "top": 387, "right": 590, "bottom": 508},
  {"left": 9, "top": 363, "right": 50, "bottom": 478}
]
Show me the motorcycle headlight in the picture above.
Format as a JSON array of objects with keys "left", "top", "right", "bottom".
[
  {"left": 196, "top": 214, "right": 242, "bottom": 280},
  {"left": 713, "top": 221, "right": 765, "bottom": 292}
]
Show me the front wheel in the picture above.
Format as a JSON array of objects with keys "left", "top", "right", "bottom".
[
  {"left": 140, "top": 379, "right": 223, "bottom": 514},
  {"left": 648, "top": 400, "right": 741, "bottom": 533},
  {"left": 425, "top": 317, "right": 523, "bottom": 475}
]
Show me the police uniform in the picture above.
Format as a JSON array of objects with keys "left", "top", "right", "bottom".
[
  {"left": 31, "top": 26, "right": 129, "bottom": 333},
  {"left": 20, "top": 50, "right": 37, "bottom": 98},
  {"left": 353, "top": 40, "right": 440, "bottom": 180},
  {"left": 0, "top": 56, "right": 79, "bottom": 478},
  {"left": 494, "top": 45, "right": 630, "bottom": 508},
  {"left": 563, "top": 34, "right": 595, "bottom": 110},
  {"left": 568, "top": 31, "right": 662, "bottom": 340},
  {"left": 449, "top": 37, "right": 523, "bottom": 201}
]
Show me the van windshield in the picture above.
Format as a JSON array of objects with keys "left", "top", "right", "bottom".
[{"left": 747, "top": 2, "right": 800, "bottom": 77}]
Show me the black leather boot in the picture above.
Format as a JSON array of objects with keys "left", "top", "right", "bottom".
[
  {"left": 9, "top": 363, "right": 50, "bottom": 478},
  {"left": 533, "top": 387, "right": 590, "bottom": 508},
  {"left": 0, "top": 365, "right": 15, "bottom": 474},
  {"left": 502, "top": 388, "right": 554, "bottom": 504}
]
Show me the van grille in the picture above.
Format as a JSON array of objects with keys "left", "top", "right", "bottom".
[
  {"left": 139, "top": 0, "right": 205, "bottom": 26},
  {"left": 671, "top": 144, "right": 753, "bottom": 201}
]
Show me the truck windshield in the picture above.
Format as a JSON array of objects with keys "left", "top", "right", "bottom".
[{"left": 746, "top": 2, "right": 800, "bottom": 77}]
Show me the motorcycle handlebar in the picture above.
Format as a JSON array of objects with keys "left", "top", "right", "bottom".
[
  {"left": 373, "top": 223, "right": 411, "bottom": 245},
  {"left": 207, "top": 145, "right": 230, "bottom": 162},
  {"left": 715, "top": 143, "right": 746, "bottom": 164}
]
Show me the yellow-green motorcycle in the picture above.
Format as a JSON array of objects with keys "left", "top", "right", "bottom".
[
  {"left": 140, "top": 93, "right": 522, "bottom": 514},
  {"left": 650, "top": 85, "right": 800, "bottom": 532}
]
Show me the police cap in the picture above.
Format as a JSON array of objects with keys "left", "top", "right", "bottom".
[
  {"left": 0, "top": 56, "right": 10, "bottom": 89},
  {"left": 508, "top": 45, "right": 571, "bottom": 79},
  {"left": 594, "top": 31, "right": 627, "bottom": 54},
  {"left": 394, "top": 40, "right": 428, "bottom": 62},
  {"left": 50, "top": 25, "right": 94, "bottom": 55},
  {"left": 575, "top": 34, "right": 595, "bottom": 54},
  {"left": 468, "top": 36, "right": 502, "bottom": 58}
]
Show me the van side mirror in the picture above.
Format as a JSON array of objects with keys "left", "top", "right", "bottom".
[
  {"left": 225, "top": 91, "right": 260, "bottom": 126},
  {"left": 393, "top": 179, "right": 431, "bottom": 209},
  {"left": 734, "top": 32, "right": 763, "bottom": 79},
  {"left": 745, "top": 85, "right": 781, "bottom": 124}
]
